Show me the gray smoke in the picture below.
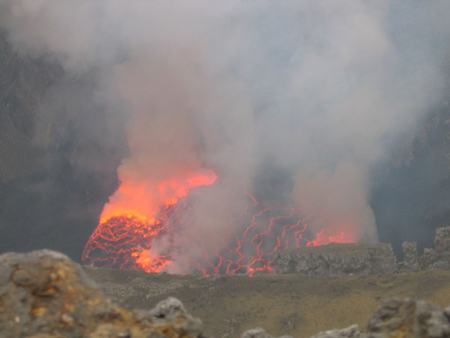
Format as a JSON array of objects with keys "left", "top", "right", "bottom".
[{"left": 1, "top": 0, "right": 449, "bottom": 270}]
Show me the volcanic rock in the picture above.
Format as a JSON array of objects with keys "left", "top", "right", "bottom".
[
  {"left": 434, "top": 227, "right": 450, "bottom": 254},
  {"left": 272, "top": 242, "right": 397, "bottom": 276},
  {"left": 414, "top": 226, "right": 450, "bottom": 271},
  {"left": 0, "top": 249, "right": 204, "bottom": 338},
  {"left": 5, "top": 249, "right": 450, "bottom": 338},
  {"left": 398, "top": 241, "right": 420, "bottom": 273},
  {"left": 241, "top": 327, "right": 292, "bottom": 338},
  {"left": 273, "top": 226, "right": 450, "bottom": 276},
  {"left": 420, "top": 248, "right": 438, "bottom": 270},
  {"left": 428, "top": 227, "right": 450, "bottom": 270},
  {"left": 309, "top": 325, "right": 364, "bottom": 338},
  {"left": 367, "top": 297, "right": 450, "bottom": 338}
]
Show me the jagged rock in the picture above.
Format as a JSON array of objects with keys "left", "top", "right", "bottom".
[
  {"left": 418, "top": 227, "right": 450, "bottom": 270},
  {"left": 367, "top": 297, "right": 450, "bottom": 338},
  {"left": 399, "top": 241, "right": 420, "bottom": 272},
  {"left": 149, "top": 297, "right": 187, "bottom": 318},
  {"left": 241, "top": 327, "right": 292, "bottom": 338},
  {"left": 6, "top": 249, "right": 450, "bottom": 338},
  {"left": 272, "top": 226, "right": 450, "bottom": 276},
  {"left": 435, "top": 227, "right": 450, "bottom": 254},
  {"left": 309, "top": 325, "right": 365, "bottom": 338},
  {"left": 431, "top": 227, "right": 450, "bottom": 269},
  {"left": 420, "top": 248, "right": 438, "bottom": 270},
  {"left": 272, "top": 242, "right": 397, "bottom": 276},
  {"left": 147, "top": 297, "right": 202, "bottom": 336},
  {"left": 0, "top": 250, "right": 204, "bottom": 338}
]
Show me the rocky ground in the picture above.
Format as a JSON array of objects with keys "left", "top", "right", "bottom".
[
  {"left": 84, "top": 265, "right": 450, "bottom": 338},
  {"left": 3, "top": 249, "right": 450, "bottom": 338},
  {"left": 79, "top": 227, "right": 450, "bottom": 338},
  {"left": 0, "top": 250, "right": 206, "bottom": 338}
]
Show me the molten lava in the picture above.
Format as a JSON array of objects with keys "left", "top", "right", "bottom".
[{"left": 82, "top": 170, "right": 356, "bottom": 275}]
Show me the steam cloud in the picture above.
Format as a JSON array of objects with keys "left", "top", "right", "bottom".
[{"left": 1, "top": 0, "right": 449, "bottom": 270}]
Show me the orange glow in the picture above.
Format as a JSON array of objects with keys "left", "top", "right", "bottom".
[
  {"left": 83, "top": 171, "right": 358, "bottom": 275},
  {"left": 100, "top": 169, "right": 217, "bottom": 224},
  {"left": 132, "top": 248, "right": 173, "bottom": 272},
  {"left": 306, "top": 227, "right": 357, "bottom": 247},
  {"left": 83, "top": 169, "right": 217, "bottom": 273}
]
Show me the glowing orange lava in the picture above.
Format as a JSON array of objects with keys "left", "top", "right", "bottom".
[
  {"left": 83, "top": 169, "right": 217, "bottom": 273},
  {"left": 99, "top": 169, "right": 217, "bottom": 224},
  {"left": 82, "top": 170, "right": 356, "bottom": 275}
]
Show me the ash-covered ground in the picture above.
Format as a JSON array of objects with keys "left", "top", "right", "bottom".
[
  {"left": 80, "top": 226, "right": 450, "bottom": 338},
  {"left": 3, "top": 248, "right": 450, "bottom": 338},
  {"left": 83, "top": 264, "right": 450, "bottom": 338}
]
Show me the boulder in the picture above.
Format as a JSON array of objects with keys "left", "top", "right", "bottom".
[
  {"left": 309, "top": 325, "right": 364, "bottom": 338},
  {"left": 0, "top": 249, "right": 203, "bottom": 338},
  {"left": 241, "top": 327, "right": 292, "bottom": 338}
]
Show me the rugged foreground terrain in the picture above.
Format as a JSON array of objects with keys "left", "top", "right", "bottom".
[
  {"left": 85, "top": 265, "right": 450, "bottom": 338},
  {"left": 3, "top": 250, "right": 450, "bottom": 338}
]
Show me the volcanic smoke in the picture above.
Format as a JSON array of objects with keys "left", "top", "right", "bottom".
[
  {"left": 82, "top": 173, "right": 356, "bottom": 275},
  {"left": 1, "top": 0, "right": 448, "bottom": 273}
]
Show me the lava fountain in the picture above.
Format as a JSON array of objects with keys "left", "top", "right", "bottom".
[{"left": 82, "top": 169, "right": 357, "bottom": 275}]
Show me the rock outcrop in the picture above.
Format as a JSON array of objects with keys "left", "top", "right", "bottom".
[
  {"left": 0, "top": 250, "right": 204, "bottom": 338},
  {"left": 398, "top": 241, "right": 420, "bottom": 273},
  {"left": 272, "top": 242, "right": 397, "bottom": 276},
  {"left": 417, "top": 227, "right": 450, "bottom": 270},
  {"left": 273, "top": 226, "right": 450, "bottom": 276}
]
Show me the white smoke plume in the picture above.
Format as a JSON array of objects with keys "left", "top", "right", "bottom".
[{"left": 1, "top": 0, "right": 449, "bottom": 270}]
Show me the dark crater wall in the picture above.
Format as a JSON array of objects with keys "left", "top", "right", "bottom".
[
  {"left": 371, "top": 89, "right": 450, "bottom": 258},
  {"left": 0, "top": 32, "right": 127, "bottom": 261}
]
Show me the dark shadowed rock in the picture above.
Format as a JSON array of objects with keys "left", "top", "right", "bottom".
[
  {"left": 272, "top": 242, "right": 397, "bottom": 276},
  {"left": 0, "top": 250, "right": 204, "bottom": 338}
]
